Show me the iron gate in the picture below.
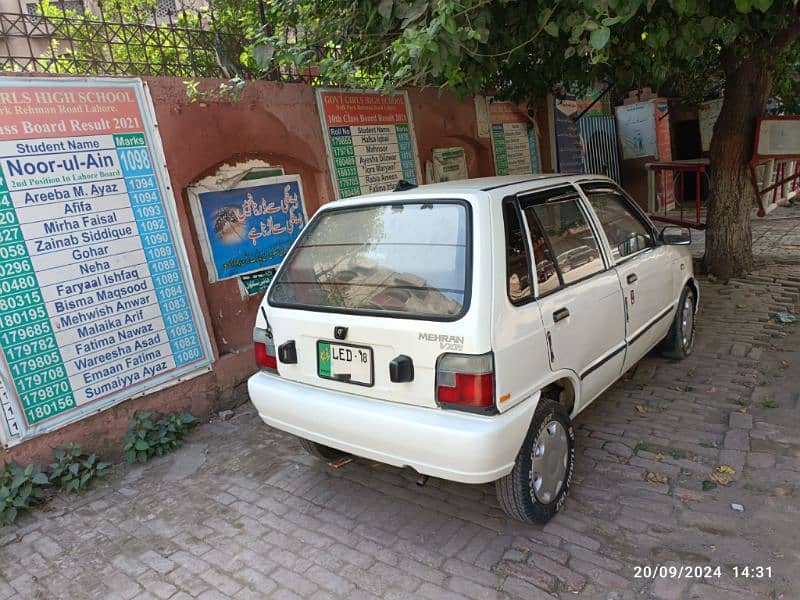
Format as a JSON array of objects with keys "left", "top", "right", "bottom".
[{"left": 578, "top": 115, "right": 621, "bottom": 183}]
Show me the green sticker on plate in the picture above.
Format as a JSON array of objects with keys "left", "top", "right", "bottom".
[{"left": 318, "top": 342, "right": 331, "bottom": 377}]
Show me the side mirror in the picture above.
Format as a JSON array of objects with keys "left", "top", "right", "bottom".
[{"left": 660, "top": 226, "right": 691, "bottom": 245}]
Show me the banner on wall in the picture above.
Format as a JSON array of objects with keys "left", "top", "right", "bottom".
[
  {"left": 316, "top": 89, "right": 423, "bottom": 199},
  {"left": 240, "top": 268, "right": 276, "bottom": 296},
  {"left": 0, "top": 77, "right": 213, "bottom": 446},
  {"left": 615, "top": 101, "right": 658, "bottom": 159},
  {"left": 431, "top": 147, "right": 468, "bottom": 182},
  {"left": 489, "top": 102, "right": 541, "bottom": 175},
  {"left": 553, "top": 97, "right": 584, "bottom": 174},
  {"left": 188, "top": 176, "right": 308, "bottom": 283},
  {"left": 474, "top": 95, "right": 491, "bottom": 138}
]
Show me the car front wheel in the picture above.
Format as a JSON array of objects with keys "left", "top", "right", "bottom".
[
  {"left": 661, "top": 285, "right": 696, "bottom": 359},
  {"left": 496, "top": 399, "right": 575, "bottom": 524}
]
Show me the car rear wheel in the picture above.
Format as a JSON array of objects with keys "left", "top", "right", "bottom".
[
  {"left": 298, "top": 438, "right": 347, "bottom": 461},
  {"left": 496, "top": 399, "right": 575, "bottom": 524},
  {"left": 661, "top": 285, "right": 696, "bottom": 359}
]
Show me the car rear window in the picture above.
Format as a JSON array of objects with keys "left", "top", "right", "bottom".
[{"left": 268, "top": 201, "right": 470, "bottom": 319}]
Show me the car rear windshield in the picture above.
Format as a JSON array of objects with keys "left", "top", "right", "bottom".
[{"left": 268, "top": 201, "right": 470, "bottom": 319}]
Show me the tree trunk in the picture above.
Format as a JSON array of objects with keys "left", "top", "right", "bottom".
[{"left": 703, "top": 57, "right": 773, "bottom": 280}]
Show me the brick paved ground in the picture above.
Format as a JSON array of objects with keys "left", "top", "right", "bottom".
[
  {"left": 0, "top": 208, "right": 798, "bottom": 600},
  {"left": 684, "top": 201, "right": 800, "bottom": 263}
]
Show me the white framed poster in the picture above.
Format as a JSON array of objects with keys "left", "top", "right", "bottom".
[
  {"left": 615, "top": 101, "right": 658, "bottom": 159},
  {"left": 474, "top": 95, "right": 491, "bottom": 138},
  {"left": 431, "top": 147, "right": 468, "bottom": 182},
  {"left": 756, "top": 117, "right": 800, "bottom": 157},
  {"left": 315, "top": 89, "right": 423, "bottom": 199},
  {"left": 0, "top": 77, "right": 213, "bottom": 446}
]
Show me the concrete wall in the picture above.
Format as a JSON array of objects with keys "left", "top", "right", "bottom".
[{"left": 1, "top": 76, "right": 548, "bottom": 467}]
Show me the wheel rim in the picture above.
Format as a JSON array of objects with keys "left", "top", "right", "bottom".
[
  {"left": 529, "top": 421, "right": 569, "bottom": 504},
  {"left": 681, "top": 293, "right": 694, "bottom": 349}
]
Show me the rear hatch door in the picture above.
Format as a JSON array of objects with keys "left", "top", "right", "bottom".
[{"left": 261, "top": 198, "right": 487, "bottom": 409}]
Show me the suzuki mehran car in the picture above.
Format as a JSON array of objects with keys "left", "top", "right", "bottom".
[{"left": 248, "top": 174, "right": 698, "bottom": 524}]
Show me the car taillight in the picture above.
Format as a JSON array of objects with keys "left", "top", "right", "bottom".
[
  {"left": 254, "top": 341, "right": 277, "bottom": 370},
  {"left": 436, "top": 352, "right": 495, "bottom": 413},
  {"left": 253, "top": 325, "right": 277, "bottom": 371}
]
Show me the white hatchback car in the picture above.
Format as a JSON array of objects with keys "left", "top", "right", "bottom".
[{"left": 248, "top": 175, "right": 698, "bottom": 524}]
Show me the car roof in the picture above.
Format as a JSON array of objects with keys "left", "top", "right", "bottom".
[{"left": 324, "top": 174, "right": 616, "bottom": 208}]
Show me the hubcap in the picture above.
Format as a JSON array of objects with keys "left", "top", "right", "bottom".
[
  {"left": 530, "top": 421, "right": 569, "bottom": 504},
  {"left": 681, "top": 293, "right": 694, "bottom": 349}
]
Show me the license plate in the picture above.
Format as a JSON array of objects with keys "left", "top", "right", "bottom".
[{"left": 317, "top": 341, "right": 373, "bottom": 387}]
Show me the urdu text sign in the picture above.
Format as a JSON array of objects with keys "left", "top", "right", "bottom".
[
  {"left": 192, "top": 176, "right": 308, "bottom": 282},
  {"left": 0, "top": 78, "right": 211, "bottom": 440}
]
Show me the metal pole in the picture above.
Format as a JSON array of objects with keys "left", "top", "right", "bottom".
[
  {"left": 695, "top": 169, "right": 701, "bottom": 225},
  {"left": 573, "top": 83, "right": 613, "bottom": 123}
]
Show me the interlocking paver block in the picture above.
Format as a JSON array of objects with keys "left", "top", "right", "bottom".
[
  {"left": 271, "top": 568, "right": 319, "bottom": 596},
  {"left": 199, "top": 569, "right": 242, "bottom": 596},
  {"left": 729, "top": 412, "right": 754, "bottom": 429},
  {"left": 139, "top": 551, "right": 175, "bottom": 575},
  {"left": 724, "top": 428, "right": 751, "bottom": 451},
  {"left": 236, "top": 568, "right": 277, "bottom": 595},
  {"left": 746, "top": 452, "right": 776, "bottom": 469},
  {"left": 496, "top": 560, "right": 555, "bottom": 592}
]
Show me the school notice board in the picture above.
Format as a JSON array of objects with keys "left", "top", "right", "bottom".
[
  {"left": 0, "top": 77, "right": 212, "bottom": 445},
  {"left": 615, "top": 101, "right": 658, "bottom": 160},
  {"left": 316, "top": 89, "right": 422, "bottom": 199},
  {"left": 489, "top": 102, "right": 541, "bottom": 176},
  {"left": 188, "top": 175, "right": 308, "bottom": 283},
  {"left": 756, "top": 117, "right": 800, "bottom": 157}
]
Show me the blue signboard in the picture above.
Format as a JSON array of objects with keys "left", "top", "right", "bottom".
[
  {"left": 554, "top": 96, "right": 584, "bottom": 174},
  {"left": 191, "top": 176, "right": 308, "bottom": 282}
]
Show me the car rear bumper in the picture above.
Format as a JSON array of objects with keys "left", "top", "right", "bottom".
[{"left": 248, "top": 371, "right": 538, "bottom": 484}]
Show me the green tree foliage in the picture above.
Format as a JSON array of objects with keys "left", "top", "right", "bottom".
[
  {"left": 36, "top": 0, "right": 224, "bottom": 77},
  {"left": 243, "top": 0, "right": 799, "bottom": 277},
  {"left": 246, "top": 1, "right": 798, "bottom": 103},
  {"left": 773, "top": 41, "right": 800, "bottom": 113}
]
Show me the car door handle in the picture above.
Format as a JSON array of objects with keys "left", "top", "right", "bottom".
[
  {"left": 627, "top": 273, "right": 638, "bottom": 284},
  {"left": 553, "top": 308, "right": 570, "bottom": 322}
]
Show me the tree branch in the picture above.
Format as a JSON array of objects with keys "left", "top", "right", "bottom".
[
  {"left": 772, "top": 8, "right": 800, "bottom": 52},
  {"left": 463, "top": 0, "right": 561, "bottom": 59}
]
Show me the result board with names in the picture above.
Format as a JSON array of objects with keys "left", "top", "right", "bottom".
[
  {"left": 316, "top": 90, "right": 423, "bottom": 199},
  {"left": 0, "top": 77, "right": 212, "bottom": 443},
  {"left": 488, "top": 102, "right": 542, "bottom": 176}
]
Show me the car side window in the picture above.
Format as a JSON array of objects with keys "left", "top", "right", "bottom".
[
  {"left": 523, "top": 211, "right": 561, "bottom": 295},
  {"left": 524, "top": 197, "right": 605, "bottom": 287},
  {"left": 503, "top": 202, "right": 532, "bottom": 302},
  {"left": 586, "top": 191, "right": 654, "bottom": 262}
]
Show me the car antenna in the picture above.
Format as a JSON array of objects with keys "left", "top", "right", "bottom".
[{"left": 394, "top": 180, "right": 418, "bottom": 192}]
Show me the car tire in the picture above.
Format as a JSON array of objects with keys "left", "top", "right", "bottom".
[
  {"left": 661, "top": 285, "right": 696, "bottom": 360},
  {"left": 298, "top": 437, "right": 347, "bottom": 461},
  {"left": 495, "top": 399, "right": 575, "bottom": 524}
]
